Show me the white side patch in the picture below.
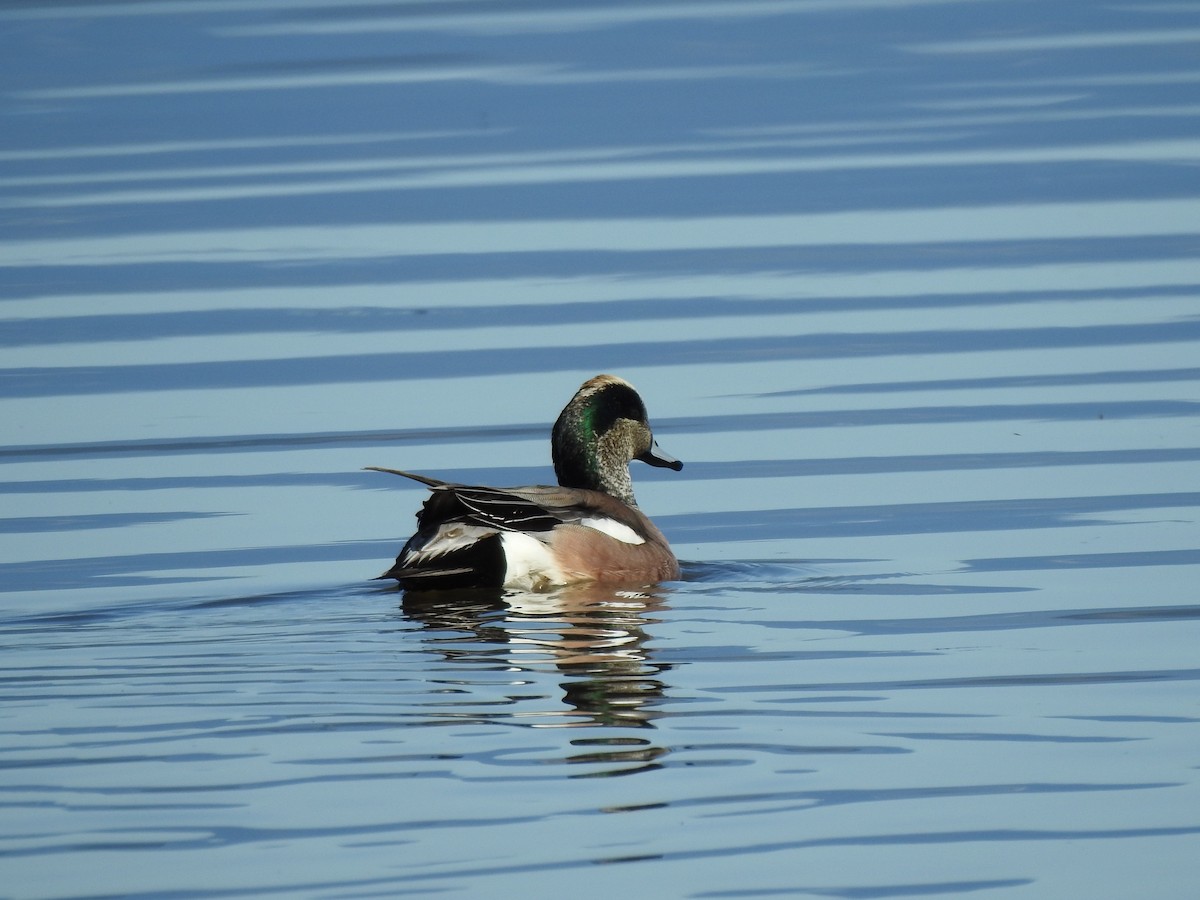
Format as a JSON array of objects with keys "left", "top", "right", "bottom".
[
  {"left": 579, "top": 516, "right": 645, "bottom": 545},
  {"left": 500, "top": 531, "right": 566, "bottom": 591}
]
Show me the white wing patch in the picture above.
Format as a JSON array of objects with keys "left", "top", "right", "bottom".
[{"left": 578, "top": 516, "right": 645, "bottom": 545}]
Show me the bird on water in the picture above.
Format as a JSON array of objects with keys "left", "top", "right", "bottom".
[{"left": 368, "top": 374, "right": 683, "bottom": 592}]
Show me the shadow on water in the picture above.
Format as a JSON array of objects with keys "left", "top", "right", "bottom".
[
  {"left": 8, "top": 321, "right": 1200, "bottom": 397},
  {"left": 665, "top": 491, "right": 1200, "bottom": 544},
  {"left": 398, "top": 582, "right": 672, "bottom": 735},
  {"left": 6, "top": 279, "right": 1200, "bottom": 347},
  {"left": 681, "top": 559, "right": 1031, "bottom": 599},
  {"left": 389, "top": 572, "right": 937, "bottom": 776}
]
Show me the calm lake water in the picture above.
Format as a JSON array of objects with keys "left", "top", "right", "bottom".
[{"left": 3, "top": 1, "right": 1200, "bottom": 898}]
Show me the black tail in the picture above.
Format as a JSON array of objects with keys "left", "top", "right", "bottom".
[{"left": 378, "top": 532, "right": 507, "bottom": 591}]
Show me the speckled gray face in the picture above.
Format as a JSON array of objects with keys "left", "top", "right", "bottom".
[{"left": 552, "top": 376, "right": 682, "bottom": 507}]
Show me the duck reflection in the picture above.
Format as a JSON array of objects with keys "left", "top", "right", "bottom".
[{"left": 399, "top": 582, "right": 672, "bottom": 730}]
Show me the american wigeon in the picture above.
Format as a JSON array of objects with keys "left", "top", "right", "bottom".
[{"left": 368, "top": 374, "right": 683, "bottom": 591}]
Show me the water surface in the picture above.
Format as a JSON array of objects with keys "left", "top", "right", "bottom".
[{"left": 3, "top": 1, "right": 1200, "bottom": 898}]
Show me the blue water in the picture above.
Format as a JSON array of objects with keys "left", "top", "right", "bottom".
[{"left": 3, "top": 1, "right": 1200, "bottom": 897}]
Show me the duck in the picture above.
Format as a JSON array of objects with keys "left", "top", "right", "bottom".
[{"left": 368, "top": 374, "right": 683, "bottom": 592}]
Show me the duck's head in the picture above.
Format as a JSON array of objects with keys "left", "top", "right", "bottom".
[{"left": 552, "top": 374, "right": 683, "bottom": 506}]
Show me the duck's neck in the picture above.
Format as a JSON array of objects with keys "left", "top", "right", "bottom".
[
  {"left": 554, "top": 427, "right": 639, "bottom": 507},
  {"left": 595, "top": 459, "right": 637, "bottom": 508}
]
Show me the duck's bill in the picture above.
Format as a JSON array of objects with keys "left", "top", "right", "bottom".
[{"left": 638, "top": 441, "right": 683, "bottom": 471}]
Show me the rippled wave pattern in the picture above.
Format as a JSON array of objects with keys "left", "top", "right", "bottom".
[{"left": 2, "top": 1, "right": 1199, "bottom": 897}]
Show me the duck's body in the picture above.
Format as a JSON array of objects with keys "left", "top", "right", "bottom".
[{"left": 370, "top": 375, "right": 682, "bottom": 592}]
